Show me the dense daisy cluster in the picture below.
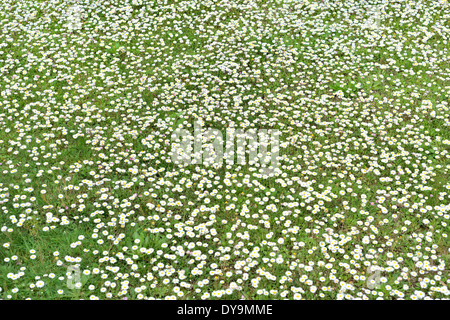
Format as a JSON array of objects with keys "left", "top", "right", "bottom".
[{"left": 0, "top": 0, "right": 449, "bottom": 300}]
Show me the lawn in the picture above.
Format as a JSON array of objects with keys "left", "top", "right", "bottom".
[{"left": 0, "top": 0, "right": 449, "bottom": 300}]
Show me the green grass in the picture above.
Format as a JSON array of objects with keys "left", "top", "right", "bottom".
[{"left": 0, "top": 0, "right": 449, "bottom": 300}]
